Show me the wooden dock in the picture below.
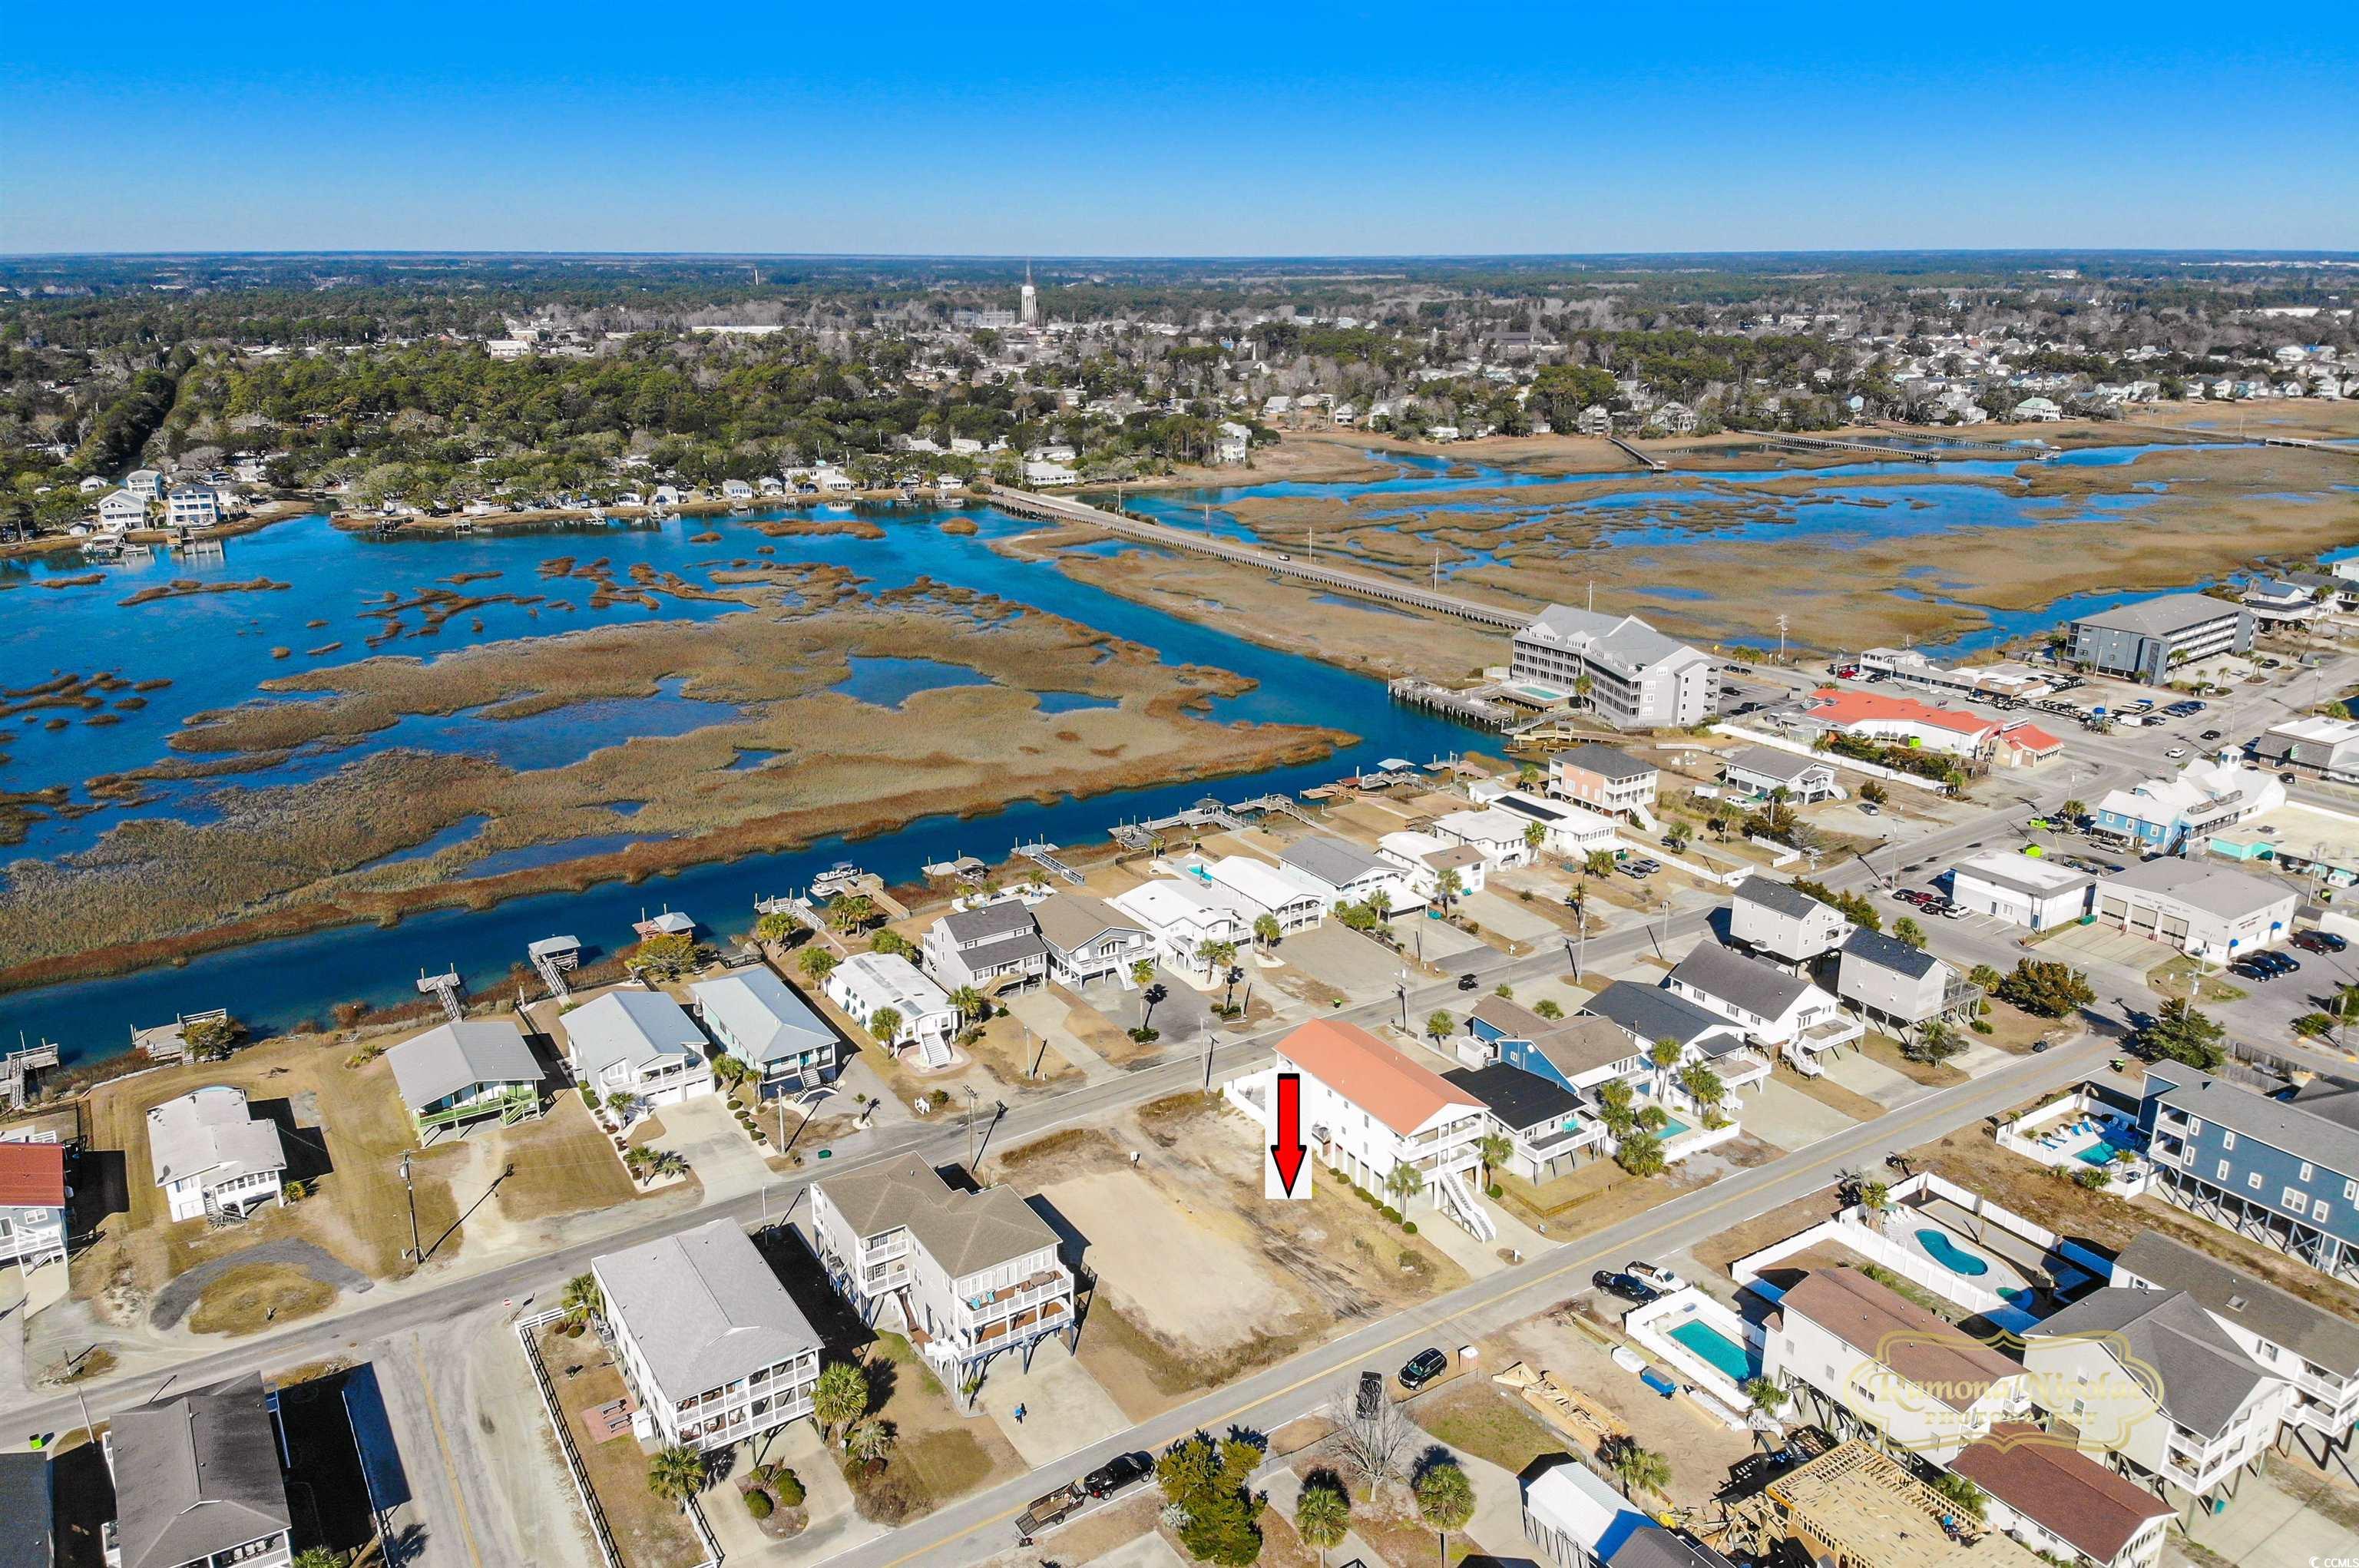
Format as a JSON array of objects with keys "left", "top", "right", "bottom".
[{"left": 1605, "top": 434, "right": 1667, "bottom": 472}]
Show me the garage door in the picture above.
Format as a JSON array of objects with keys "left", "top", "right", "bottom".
[
  {"left": 2159, "top": 915, "right": 2190, "bottom": 944},
  {"left": 2099, "top": 897, "right": 2129, "bottom": 921}
]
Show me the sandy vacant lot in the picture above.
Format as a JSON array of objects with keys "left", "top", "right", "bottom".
[{"left": 1040, "top": 1169, "right": 1301, "bottom": 1351}]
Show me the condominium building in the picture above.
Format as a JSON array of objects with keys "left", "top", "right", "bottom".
[
  {"left": 1509, "top": 606, "right": 1719, "bottom": 730},
  {"left": 2139, "top": 1064, "right": 2359, "bottom": 1282},
  {"left": 2066, "top": 595, "right": 2253, "bottom": 683}
]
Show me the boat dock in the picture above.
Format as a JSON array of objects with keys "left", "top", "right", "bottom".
[
  {"left": 1605, "top": 434, "right": 1666, "bottom": 472},
  {"left": 989, "top": 487, "right": 1530, "bottom": 630},
  {"left": 1013, "top": 840, "right": 1086, "bottom": 885},
  {"left": 528, "top": 935, "right": 581, "bottom": 1002},
  {"left": 416, "top": 966, "right": 465, "bottom": 1023},
  {"left": 2262, "top": 435, "right": 2359, "bottom": 458},
  {"left": 1764, "top": 432, "right": 1936, "bottom": 464},
  {"left": 1, "top": 1038, "right": 60, "bottom": 1110},
  {"left": 1388, "top": 677, "right": 1519, "bottom": 729}
]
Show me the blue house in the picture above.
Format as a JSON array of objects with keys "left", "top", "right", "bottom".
[
  {"left": 1466, "top": 994, "right": 1646, "bottom": 1093},
  {"left": 2141, "top": 1064, "right": 2359, "bottom": 1284}
]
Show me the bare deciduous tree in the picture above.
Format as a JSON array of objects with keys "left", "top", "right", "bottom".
[{"left": 1325, "top": 1378, "right": 1416, "bottom": 1493}]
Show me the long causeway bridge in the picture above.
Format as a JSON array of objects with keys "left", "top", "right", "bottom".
[{"left": 991, "top": 487, "right": 1532, "bottom": 630}]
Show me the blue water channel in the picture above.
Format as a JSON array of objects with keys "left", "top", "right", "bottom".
[{"left": 0, "top": 504, "right": 1483, "bottom": 1057}]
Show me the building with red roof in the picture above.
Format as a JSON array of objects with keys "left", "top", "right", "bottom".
[
  {"left": 1805, "top": 688, "right": 2002, "bottom": 757},
  {"left": 0, "top": 1140, "right": 68, "bottom": 1270},
  {"left": 1950, "top": 1423, "right": 2175, "bottom": 1568}
]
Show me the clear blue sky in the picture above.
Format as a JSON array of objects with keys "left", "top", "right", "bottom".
[{"left": 7, "top": 0, "right": 2355, "bottom": 256}]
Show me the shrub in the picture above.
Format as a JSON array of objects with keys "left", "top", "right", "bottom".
[
  {"left": 1970, "top": 1019, "right": 1993, "bottom": 1034},
  {"left": 1128, "top": 1027, "right": 1160, "bottom": 1044},
  {"left": 1380, "top": 1205, "right": 1401, "bottom": 1223},
  {"left": 579, "top": 1086, "right": 597, "bottom": 1108},
  {"left": 774, "top": 1469, "right": 805, "bottom": 1507},
  {"left": 1401, "top": 1220, "right": 1418, "bottom": 1235},
  {"left": 745, "top": 1490, "right": 774, "bottom": 1520},
  {"left": 1487, "top": 1183, "right": 1504, "bottom": 1199}
]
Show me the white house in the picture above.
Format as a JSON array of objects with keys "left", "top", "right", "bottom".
[
  {"left": 1277, "top": 835, "right": 1404, "bottom": 909},
  {"left": 1031, "top": 892, "right": 1156, "bottom": 985},
  {"left": 124, "top": 468, "right": 164, "bottom": 501},
  {"left": 1728, "top": 878, "right": 1852, "bottom": 966},
  {"left": 1428, "top": 808, "right": 1539, "bottom": 870},
  {"left": 811, "top": 1155, "right": 1077, "bottom": 1389},
  {"left": 563, "top": 988, "right": 716, "bottom": 1108},
  {"left": 687, "top": 968, "right": 840, "bottom": 1094},
  {"left": 1464, "top": 785, "right": 1619, "bottom": 856},
  {"left": 1666, "top": 941, "right": 1861, "bottom": 1075},
  {"left": 0, "top": 1142, "right": 68, "bottom": 1271},
  {"left": 1948, "top": 852, "right": 2094, "bottom": 931},
  {"left": 147, "top": 1087, "right": 287, "bottom": 1223},
  {"left": 1720, "top": 745, "right": 1841, "bottom": 803},
  {"left": 824, "top": 952, "right": 959, "bottom": 1067},
  {"left": 1226, "top": 1019, "right": 1494, "bottom": 1239},
  {"left": 593, "top": 1219, "right": 822, "bottom": 1451},
  {"left": 96, "top": 491, "right": 147, "bottom": 531},
  {"left": 1200, "top": 855, "right": 1326, "bottom": 932},
  {"left": 164, "top": 485, "right": 220, "bottom": 528},
  {"left": 1762, "top": 1265, "right": 2034, "bottom": 1462},
  {"left": 720, "top": 478, "right": 755, "bottom": 503},
  {"left": 1108, "top": 878, "right": 1252, "bottom": 983},
  {"left": 2091, "top": 858, "right": 2295, "bottom": 963},
  {"left": 1376, "top": 832, "right": 1489, "bottom": 909}
]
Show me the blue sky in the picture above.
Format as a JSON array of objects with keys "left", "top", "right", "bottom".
[{"left": 6, "top": 1, "right": 2355, "bottom": 256}]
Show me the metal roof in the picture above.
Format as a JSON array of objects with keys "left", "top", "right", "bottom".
[
  {"left": 563, "top": 988, "right": 706, "bottom": 1080},
  {"left": 386, "top": 1018, "right": 541, "bottom": 1110},
  {"left": 1279, "top": 835, "right": 1395, "bottom": 889},
  {"left": 2070, "top": 593, "right": 2243, "bottom": 638},
  {"left": 147, "top": 1087, "right": 287, "bottom": 1192},
  {"left": 687, "top": 970, "right": 835, "bottom": 1067}
]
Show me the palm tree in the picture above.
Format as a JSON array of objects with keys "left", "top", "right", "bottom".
[
  {"left": 1252, "top": 911, "right": 1283, "bottom": 954},
  {"left": 1140, "top": 981, "right": 1167, "bottom": 1030},
  {"left": 1413, "top": 1460, "right": 1476, "bottom": 1567},
  {"left": 1424, "top": 1010, "right": 1455, "bottom": 1042},
  {"left": 829, "top": 893, "right": 878, "bottom": 935},
  {"left": 1600, "top": 1436, "right": 1669, "bottom": 1501},
  {"left": 948, "top": 985, "right": 987, "bottom": 1024},
  {"left": 1198, "top": 938, "right": 1241, "bottom": 1009},
  {"left": 559, "top": 1272, "right": 603, "bottom": 1333},
  {"left": 2059, "top": 797, "right": 2087, "bottom": 821},
  {"left": 1742, "top": 1376, "right": 1788, "bottom": 1419},
  {"left": 1533, "top": 998, "right": 1563, "bottom": 1020},
  {"left": 798, "top": 946, "right": 839, "bottom": 984},
  {"left": 1129, "top": 958, "right": 1156, "bottom": 991},
  {"left": 1523, "top": 819, "right": 1547, "bottom": 861},
  {"left": 1517, "top": 762, "right": 1542, "bottom": 790},
  {"left": 1475, "top": 1132, "right": 1512, "bottom": 1187},
  {"left": 1677, "top": 1063, "right": 1725, "bottom": 1111},
  {"left": 1572, "top": 673, "right": 1594, "bottom": 711},
  {"left": 1583, "top": 849, "right": 1616, "bottom": 881},
  {"left": 812, "top": 1361, "right": 868, "bottom": 1442},
  {"left": 1435, "top": 867, "right": 1464, "bottom": 912},
  {"left": 866, "top": 1006, "right": 903, "bottom": 1046},
  {"left": 647, "top": 1444, "right": 706, "bottom": 1509},
  {"left": 1383, "top": 1161, "right": 1425, "bottom": 1212},
  {"left": 1368, "top": 888, "right": 1392, "bottom": 926},
  {"left": 843, "top": 1417, "right": 897, "bottom": 1467},
  {"left": 1294, "top": 1480, "right": 1351, "bottom": 1568},
  {"left": 624, "top": 1146, "right": 658, "bottom": 1185},
  {"left": 603, "top": 1090, "right": 637, "bottom": 1126},
  {"left": 1664, "top": 819, "right": 1692, "bottom": 852},
  {"left": 712, "top": 1054, "right": 752, "bottom": 1098},
  {"left": 1647, "top": 1036, "right": 1682, "bottom": 1099}
]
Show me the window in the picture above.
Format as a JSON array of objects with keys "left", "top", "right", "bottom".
[
  {"left": 2222, "top": 1132, "right": 2236, "bottom": 1150},
  {"left": 2248, "top": 1171, "right": 2265, "bottom": 1190},
  {"left": 2190, "top": 1119, "right": 2204, "bottom": 1136},
  {"left": 2300, "top": 1162, "right": 2314, "bottom": 1183},
  {"left": 2217, "top": 1160, "right": 2231, "bottom": 1180},
  {"left": 2314, "top": 1202, "right": 2333, "bottom": 1225},
  {"left": 2285, "top": 1189, "right": 2309, "bottom": 1216}
]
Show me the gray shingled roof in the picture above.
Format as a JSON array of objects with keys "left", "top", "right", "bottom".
[
  {"left": 1531, "top": 1015, "right": 1650, "bottom": 1079},
  {"left": 386, "top": 1019, "right": 541, "bottom": 1110},
  {"left": 1279, "top": 835, "right": 1393, "bottom": 888},
  {"left": 109, "top": 1376, "right": 291, "bottom": 1568},
  {"left": 1555, "top": 743, "right": 1656, "bottom": 782},
  {"left": 1578, "top": 981, "right": 1738, "bottom": 1050},
  {"left": 938, "top": 900, "right": 1040, "bottom": 945},
  {"left": 1732, "top": 877, "right": 1831, "bottom": 921},
  {"left": 1609, "top": 1528, "right": 1741, "bottom": 1568},
  {"left": 0, "top": 1451, "right": 50, "bottom": 1568},
  {"left": 2145, "top": 1064, "right": 2359, "bottom": 1179},
  {"left": 1031, "top": 892, "right": 1141, "bottom": 954},
  {"left": 1669, "top": 942, "right": 1811, "bottom": 1020},
  {"left": 819, "top": 1155, "right": 1061, "bottom": 1279},
  {"left": 2072, "top": 594, "right": 2242, "bottom": 637},
  {"left": 1841, "top": 925, "right": 1940, "bottom": 980},
  {"left": 2113, "top": 1232, "right": 2359, "bottom": 1377},
  {"left": 593, "top": 1219, "right": 820, "bottom": 1403},
  {"left": 2029, "top": 1288, "right": 2271, "bottom": 1438}
]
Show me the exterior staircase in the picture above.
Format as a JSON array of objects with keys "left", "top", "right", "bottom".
[{"left": 1434, "top": 1167, "right": 1496, "bottom": 1242}]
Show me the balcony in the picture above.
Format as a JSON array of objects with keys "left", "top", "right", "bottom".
[{"left": 961, "top": 1271, "right": 1070, "bottom": 1323}]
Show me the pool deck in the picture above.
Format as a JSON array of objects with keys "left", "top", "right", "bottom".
[{"left": 1877, "top": 1209, "right": 2036, "bottom": 1301}]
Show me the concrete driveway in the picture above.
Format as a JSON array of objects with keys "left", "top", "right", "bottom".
[
  {"left": 1463, "top": 888, "right": 1563, "bottom": 944},
  {"left": 647, "top": 1093, "right": 773, "bottom": 1202},
  {"left": 1740, "top": 1076, "right": 1860, "bottom": 1151},
  {"left": 978, "top": 1337, "right": 1130, "bottom": 1468},
  {"left": 2040, "top": 921, "right": 2171, "bottom": 970},
  {"left": 1820, "top": 1049, "right": 1928, "bottom": 1108},
  {"left": 2178, "top": 1467, "right": 2357, "bottom": 1566}
]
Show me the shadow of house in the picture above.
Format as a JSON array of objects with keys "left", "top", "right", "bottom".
[
  {"left": 275, "top": 1371, "right": 377, "bottom": 1559},
  {"left": 49, "top": 1439, "right": 115, "bottom": 1568},
  {"left": 753, "top": 1219, "right": 872, "bottom": 1354},
  {"left": 246, "top": 1097, "right": 335, "bottom": 1189},
  {"left": 68, "top": 1148, "right": 128, "bottom": 1245}
]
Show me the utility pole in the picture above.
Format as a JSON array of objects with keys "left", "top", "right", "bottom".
[
  {"left": 1202, "top": 1028, "right": 1219, "bottom": 1091},
  {"left": 399, "top": 1151, "right": 421, "bottom": 1269},
  {"left": 1775, "top": 612, "right": 1790, "bottom": 663},
  {"left": 963, "top": 1086, "right": 981, "bottom": 1174}
]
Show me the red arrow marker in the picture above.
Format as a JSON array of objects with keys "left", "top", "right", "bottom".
[{"left": 1271, "top": 1072, "right": 1307, "bottom": 1196}]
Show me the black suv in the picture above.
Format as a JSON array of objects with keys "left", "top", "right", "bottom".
[
  {"left": 1399, "top": 1348, "right": 1450, "bottom": 1390},
  {"left": 1592, "top": 1269, "right": 1660, "bottom": 1304},
  {"left": 1084, "top": 1452, "right": 1152, "bottom": 1499}
]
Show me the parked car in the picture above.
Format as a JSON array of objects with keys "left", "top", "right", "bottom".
[
  {"left": 2296, "top": 930, "right": 2349, "bottom": 954},
  {"left": 1398, "top": 1348, "right": 1450, "bottom": 1390},
  {"left": 1457, "top": 973, "right": 1480, "bottom": 991},
  {"left": 1627, "top": 1261, "right": 1687, "bottom": 1293},
  {"left": 2200, "top": 729, "right": 2224, "bottom": 742},
  {"left": 1355, "top": 1370, "right": 1386, "bottom": 1421},
  {"left": 1592, "top": 1270, "right": 1660, "bottom": 1304},
  {"left": 1084, "top": 1453, "right": 1153, "bottom": 1499},
  {"left": 2165, "top": 747, "right": 2188, "bottom": 759}
]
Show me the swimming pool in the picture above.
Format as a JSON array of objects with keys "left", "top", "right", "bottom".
[
  {"left": 1917, "top": 1229, "right": 1991, "bottom": 1277},
  {"left": 2074, "top": 1139, "right": 2135, "bottom": 1166},
  {"left": 1668, "top": 1319, "right": 1755, "bottom": 1383},
  {"left": 1656, "top": 1117, "right": 1691, "bottom": 1140}
]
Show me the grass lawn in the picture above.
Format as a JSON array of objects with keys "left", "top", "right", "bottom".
[
  {"left": 493, "top": 1093, "right": 640, "bottom": 1223},
  {"left": 839, "top": 1327, "right": 1024, "bottom": 1526},
  {"left": 2149, "top": 954, "right": 2249, "bottom": 1004},
  {"left": 1972, "top": 999, "right": 2069, "bottom": 1054},
  {"left": 186, "top": 1262, "right": 339, "bottom": 1336},
  {"left": 1411, "top": 1379, "right": 1565, "bottom": 1475},
  {"left": 531, "top": 1323, "right": 705, "bottom": 1568},
  {"left": 1858, "top": 1030, "right": 1968, "bottom": 1087}
]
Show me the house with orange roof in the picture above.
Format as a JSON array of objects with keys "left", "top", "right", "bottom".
[
  {"left": 1224, "top": 1019, "right": 1495, "bottom": 1240},
  {"left": 0, "top": 1141, "right": 68, "bottom": 1271}
]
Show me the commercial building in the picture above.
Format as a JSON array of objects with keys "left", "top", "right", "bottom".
[
  {"left": 591, "top": 1219, "right": 823, "bottom": 1451},
  {"left": 2092, "top": 759, "right": 2283, "bottom": 853},
  {"left": 563, "top": 988, "right": 716, "bottom": 1107},
  {"left": 1947, "top": 852, "right": 2094, "bottom": 930},
  {"left": 824, "top": 952, "right": 960, "bottom": 1067},
  {"left": 147, "top": 1087, "right": 287, "bottom": 1223},
  {"left": 2139, "top": 1064, "right": 2359, "bottom": 1282},
  {"left": 1802, "top": 688, "right": 2000, "bottom": 759},
  {"left": 106, "top": 1377, "right": 293, "bottom": 1568},
  {"left": 1761, "top": 1267, "right": 2033, "bottom": 1462},
  {"left": 1728, "top": 878, "right": 1852, "bottom": 965},
  {"left": 2207, "top": 799, "right": 2359, "bottom": 889},
  {"left": 2253, "top": 713, "right": 2359, "bottom": 784},
  {"left": 811, "top": 1155, "right": 1075, "bottom": 1388},
  {"left": 1549, "top": 744, "right": 1660, "bottom": 822},
  {"left": 385, "top": 1017, "right": 544, "bottom": 1138},
  {"left": 687, "top": 968, "right": 841, "bottom": 1093},
  {"left": 2064, "top": 595, "right": 2254, "bottom": 683},
  {"left": 921, "top": 899, "right": 1048, "bottom": 992},
  {"left": 1227, "top": 1020, "right": 1493, "bottom": 1239},
  {"left": 1509, "top": 606, "right": 1719, "bottom": 731},
  {"left": 2091, "top": 858, "right": 2294, "bottom": 963}
]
